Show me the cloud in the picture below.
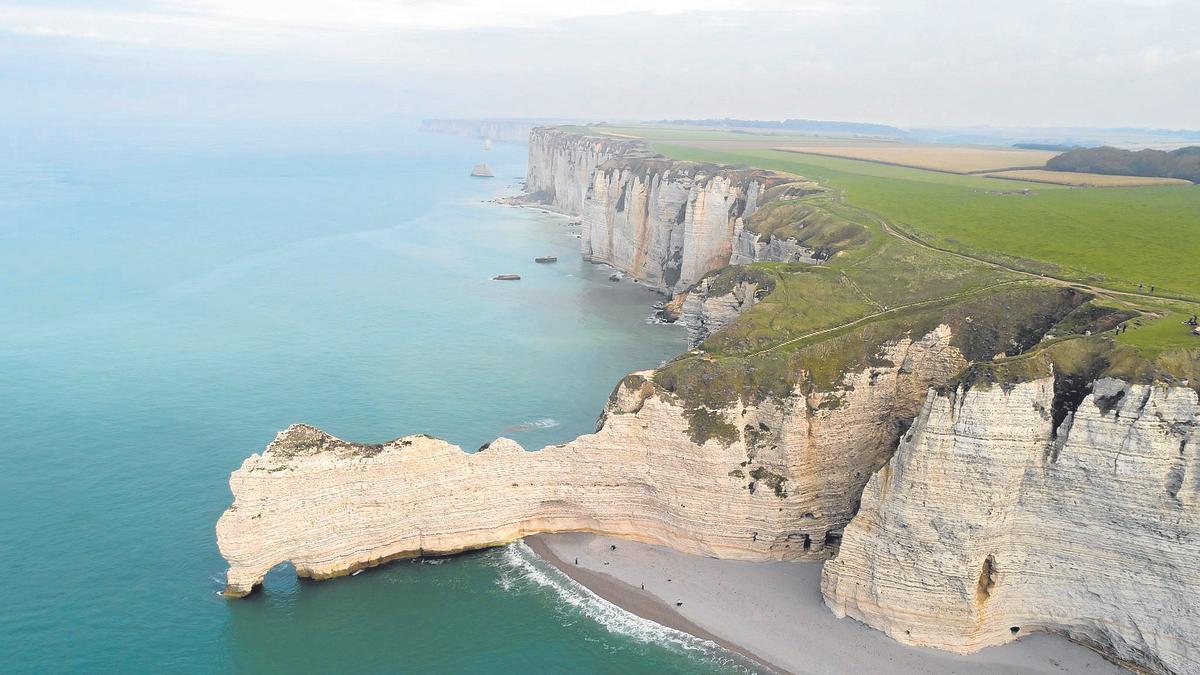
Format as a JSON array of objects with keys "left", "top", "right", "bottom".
[
  {"left": 0, "top": 0, "right": 1195, "bottom": 130},
  {"left": 0, "top": 0, "right": 870, "bottom": 50}
]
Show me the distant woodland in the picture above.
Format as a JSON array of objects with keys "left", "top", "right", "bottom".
[{"left": 1047, "top": 146, "right": 1200, "bottom": 183}]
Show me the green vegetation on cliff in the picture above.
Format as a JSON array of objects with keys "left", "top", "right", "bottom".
[
  {"left": 560, "top": 124, "right": 1199, "bottom": 443},
  {"left": 656, "top": 143, "right": 1200, "bottom": 300},
  {"left": 585, "top": 125, "right": 1199, "bottom": 300}
]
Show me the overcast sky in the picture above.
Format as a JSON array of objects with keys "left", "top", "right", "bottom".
[{"left": 2, "top": 0, "right": 1197, "bottom": 145}]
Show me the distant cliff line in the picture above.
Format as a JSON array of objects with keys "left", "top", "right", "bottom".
[
  {"left": 419, "top": 118, "right": 583, "bottom": 144},
  {"left": 522, "top": 127, "right": 832, "bottom": 295}
]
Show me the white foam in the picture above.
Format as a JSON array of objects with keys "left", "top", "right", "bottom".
[
  {"left": 502, "top": 418, "right": 560, "bottom": 433},
  {"left": 492, "top": 542, "right": 751, "bottom": 671}
]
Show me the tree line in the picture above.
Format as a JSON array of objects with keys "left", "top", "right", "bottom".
[{"left": 1047, "top": 146, "right": 1200, "bottom": 183}]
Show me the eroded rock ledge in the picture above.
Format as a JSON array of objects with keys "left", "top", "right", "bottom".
[
  {"left": 217, "top": 325, "right": 964, "bottom": 598},
  {"left": 822, "top": 377, "right": 1199, "bottom": 674}
]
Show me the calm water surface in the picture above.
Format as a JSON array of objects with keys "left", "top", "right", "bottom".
[{"left": 0, "top": 131, "right": 748, "bottom": 672}]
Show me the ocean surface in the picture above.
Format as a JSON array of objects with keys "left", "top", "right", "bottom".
[{"left": 0, "top": 130, "right": 749, "bottom": 672}]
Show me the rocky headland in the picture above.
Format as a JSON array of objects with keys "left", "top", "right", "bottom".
[{"left": 217, "top": 127, "right": 1200, "bottom": 674}]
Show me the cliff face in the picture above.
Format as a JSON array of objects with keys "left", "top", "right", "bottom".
[
  {"left": 580, "top": 159, "right": 787, "bottom": 292},
  {"left": 678, "top": 275, "right": 768, "bottom": 348},
  {"left": 525, "top": 128, "right": 647, "bottom": 215},
  {"left": 822, "top": 378, "right": 1200, "bottom": 674},
  {"left": 730, "top": 222, "right": 821, "bottom": 265},
  {"left": 217, "top": 327, "right": 964, "bottom": 598},
  {"left": 523, "top": 129, "right": 811, "bottom": 292}
]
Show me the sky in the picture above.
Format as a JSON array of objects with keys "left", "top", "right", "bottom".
[{"left": 1, "top": 0, "right": 1197, "bottom": 150}]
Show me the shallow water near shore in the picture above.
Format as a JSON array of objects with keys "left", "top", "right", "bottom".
[{"left": 0, "top": 130, "right": 756, "bottom": 672}]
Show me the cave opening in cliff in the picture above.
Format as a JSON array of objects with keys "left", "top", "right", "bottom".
[
  {"left": 976, "top": 555, "right": 998, "bottom": 604},
  {"left": 256, "top": 560, "right": 300, "bottom": 596},
  {"left": 823, "top": 529, "right": 842, "bottom": 549}
]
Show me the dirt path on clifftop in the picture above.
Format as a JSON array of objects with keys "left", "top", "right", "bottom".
[
  {"left": 861, "top": 208, "right": 1179, "bottom": 303},
  {"left": 720, "top": 194, "right": 1171, "bottom": 360},
  {"left": 743, "top": 278, "right": 1025, "bottom": 358}
]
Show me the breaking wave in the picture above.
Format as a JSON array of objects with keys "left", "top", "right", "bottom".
[
  {"left": 502, "top": 418, "right": 560, "bottom": 433},
  {"left": 490, "top": 542, "right": 751, "bottom": 671}
]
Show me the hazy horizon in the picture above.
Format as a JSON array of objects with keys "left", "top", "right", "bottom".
[{"left": 2, "top": 0, "right": 1198, "bottom": 153}]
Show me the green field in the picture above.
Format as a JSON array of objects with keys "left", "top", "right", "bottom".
[
  {"left": 567, "top": 125, "right": 1198, "bottom": 393},
  {"left": 652, "top": 143, "right": 1200, "bottom": 300},
  {"left": 590, "top": 125, "right": 877, "bottom": 144},
  {"left": 1116, "top": 307, "right": 1200, "bottom": 356}
]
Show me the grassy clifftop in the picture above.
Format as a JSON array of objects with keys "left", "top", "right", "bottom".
[
  {"left": 661, "top": 143, "right": 1200, "bottom": 301},
  {"left": 582, "top": 124, "right": 1199, "bottom": 301},
  {"left": 546, "top": 124, "right": 1200, "bottom": 444}
]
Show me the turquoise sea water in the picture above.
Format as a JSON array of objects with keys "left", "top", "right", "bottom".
[{"left": 0, "top": 131, "right": 747, "bottom": 672}]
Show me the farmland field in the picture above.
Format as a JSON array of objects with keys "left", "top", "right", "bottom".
[
  {"left": 773, "top": 144, "right": 1057, "bottom": 174},
  {"left": 576, "top": 125, "right": 1196, "bottom": 386},
  {"left": 986, "top": 169, "right": 1194, "bottom": 187},
  {"left": 639, "top": 141, "right": 1200, "bottom": 301}
]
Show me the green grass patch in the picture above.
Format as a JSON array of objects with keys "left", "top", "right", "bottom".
[
  {"left": 1116, "top": 311, "right": 1200, "bottom": 356},
  {"left": 699, "top": 265, "right": 875, "bottom": 356},
  {"left": 647, "top": 143, "right": 1200, "bottom": 301}
]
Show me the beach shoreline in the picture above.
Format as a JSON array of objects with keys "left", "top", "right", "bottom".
[
  {"left": 524, "top": 536, "right": 785, "bottom": 674},
  {"left": 527, "top": 533, "right": 1128, "bottom": 675}
]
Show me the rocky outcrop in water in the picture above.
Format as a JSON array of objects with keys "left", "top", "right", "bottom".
[
  {"left": 217, "top": 326, "right": 964, "bottom": 598},
  {"left": 822, "top": 377, "right": 1200, "bottom": 674}
]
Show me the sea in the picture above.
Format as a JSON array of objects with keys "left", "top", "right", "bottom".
[{"left": 0, "top": 128, "right": 750, "bottom": 673}]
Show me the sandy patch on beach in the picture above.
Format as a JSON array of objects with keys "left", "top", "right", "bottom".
[{"left": 528, "top": 533, "right": 1126, "bottom": 675}]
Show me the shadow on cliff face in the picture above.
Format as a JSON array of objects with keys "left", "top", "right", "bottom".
[{"left": 1050, "top": 372, "right": 1095, "bottom": 440}]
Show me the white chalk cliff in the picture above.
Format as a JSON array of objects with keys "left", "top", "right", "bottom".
[
  {"left": 218, "top": 327, "right": 964, "bottom": 598},
  {"left": 525, "top": 128, "right": 646, "bottom": 215},
  {"left": 214, "top": 126, "right": 1200, "bottom": 674},
  {"left": 677, "top": 275, "right": 769, "bottom": 348},
  {"left": 524, "top": 128, "right": 807, "bottom": 292},
  {"left": 581, "top": 158, "right": 784, "bottom": 292},
  {"left": 822, "top": 377, "right": 1200, "bottom": 674}
]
